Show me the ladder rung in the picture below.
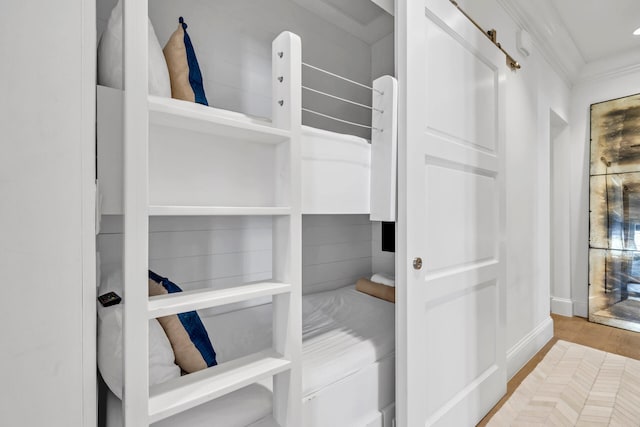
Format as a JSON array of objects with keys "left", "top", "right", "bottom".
[
  {"left": 148, "top": 349, "right": 290, "bottom": 423},
  {"left": 148, "top": 281, "right": 291, "bottom": 319}
]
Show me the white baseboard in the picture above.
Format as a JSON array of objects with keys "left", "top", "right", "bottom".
[
  {"left": 550, "top": 297, "right": 573, "bottom": 317},
  {"left": 506, "top": 316, "right": 554, "bottom": 379},
  {"left": 573, "top": 301, "right": 588, "bottom": 318}
]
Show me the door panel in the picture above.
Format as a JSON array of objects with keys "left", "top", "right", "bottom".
[
  {"left": 424, "top": 282, "right": 497, "bottom": 416},
  {"left": 424, "top": 162, "right": 498, "bottom": 272},
  {"left": 424, "top": 24, "right": 498, "bottom": 152},
  {"left": 397, "top": 0, "right": 507, "bottom": 425}
]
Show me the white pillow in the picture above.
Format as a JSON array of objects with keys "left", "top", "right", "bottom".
[
  {"left": 97, "top": 0, "right": 171, "bottom": 97},
  {"left": 97, "top": 269, "right": 180, "bottom": 399},
  {"left": 98, "top": 305, "right": 180, "bottom": 399},
  {"left": 371, "top": 272, "right": 395, "bottom": 287}
]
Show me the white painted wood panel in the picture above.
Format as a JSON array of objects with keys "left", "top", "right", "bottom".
[
  {"left": 97, "top": 85, "right": 292, "bottom": 212},
  {"left": 424, "top": 23, "right": 497, "bottom": 153},
  {"left": 397, "top": 0, "right": 506, "bottom": 425},
  {"left": 100, "top": 215, "right": 273, "bottom": 233},
  {"left": 303, "top": 240, "right": 372, "bottom": 267},
  {"left": 149, "top": 349, "right": 290, "bottom": 423},
  {"left": 370, "top": 76, "right": 398, "bottom": 221},
  {"left": 423, "top": 163, "right": 498, "bottom": 272},
  {"left": 148, "top": 282, "right": 292, "bottom": 318},
  {"left": 372, "top": 32, "right": 395, "bottom": 80},
  {"left": 300, "top": 127, "right": 371, "bottom": 215},
  {"left": 98, "top": 218, "right": 273, "bottom": 288},
  {"left": 148, "top": 125, "right": 279, "bottom": 207},
  {"left": 98, "top": 216, "right": 277, "bottom": 318},
  {"left": 0, "top": 1, "right": 96, "bottom": 426},
  {"left": 122, "top": 0, "right": 151, "bottom": 422},
  {"left": 303, "top": 222, "right": 372, "bottom": 246},
  {"left": 302, "top": 215, "right": 372, "bottom": 294},
  {"left": 98, "top": 215, "right": 372, "bottom": 299},
  {"left": 423, "top": 283, "right": 498, "bottom": 417},
  {"left": 148, "top": 96, "right": 291, "bottom": 142}
]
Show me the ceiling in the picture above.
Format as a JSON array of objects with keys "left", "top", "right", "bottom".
[
  {"left": 291, "top": 0, "right": 393, "bottom": 44},
  {"left": 502, "top": 0, "right": 640, "bottom": 82},
  {"left": 552, "top": 0, "right": 640, "bottom": 63},
  {"left": 291, "top": 0, "right": 640, "bottom": 80}
]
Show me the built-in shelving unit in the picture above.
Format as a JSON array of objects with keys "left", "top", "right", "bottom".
[
  {"left": 110, "top": 2, "right": 304, "bottom": 423},
  {"left": 148, "top": 349, "right": 291, "bottom": 423},
  {"left": 148, "top": 205, "right": 291, "bottom": 216},
  {"left": 98, "top": 84, "right": 295, "bottom": 215},
  {"left": 147, "top": 281, "right": 292, "bottom": 318},
  {"left": 148, "top": 95, "right": 291, "bottom": 144}
]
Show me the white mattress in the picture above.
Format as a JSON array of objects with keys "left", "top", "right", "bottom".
[
  {"left": 300, "top": 286, "right": 395, "bottom": 395},
  {"left": 104, "top": 285, "right": 394, "bottom": 426},
  {"left": 206, "top": 285, "right": 395, "bottom": 396}
]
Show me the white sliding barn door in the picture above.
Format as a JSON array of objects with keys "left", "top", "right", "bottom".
[{"left": 396, "top": 0, "right": 506, "bottom": 426}]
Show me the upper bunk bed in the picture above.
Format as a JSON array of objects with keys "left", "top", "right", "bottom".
[{"left": 96, "top": 0, "right": 397, "bottom": 220}]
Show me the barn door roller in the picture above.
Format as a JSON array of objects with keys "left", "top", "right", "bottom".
[{"left": 449, "top": 0, "right": 522, "bottom": 71}]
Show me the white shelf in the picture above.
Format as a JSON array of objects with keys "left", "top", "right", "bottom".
[
  {"left": 148, "top": 349, "right": 291, "bottom": 423},
  {"left": 148, "top": 281, "right": 292, "bottom": 318},
  {"left": 247, "top": 416, "right": 280, "bottom": 427},
  {"left": 148, "top": 206, "right": 291, "bottom": 216},
  {"left": 148, "top": 95, "right": 290, "bottom": 144}
]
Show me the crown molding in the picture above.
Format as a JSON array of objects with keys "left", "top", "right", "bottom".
[
  {"left": 496, "top": 0, "right": 585, "bottom": 86},
  {"left": 575, "top": 48, "right": 640, "bottom": 86}
]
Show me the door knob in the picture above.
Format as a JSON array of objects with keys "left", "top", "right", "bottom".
[{"left": 413, "top": 257, "right": 423, "bottom": 270}]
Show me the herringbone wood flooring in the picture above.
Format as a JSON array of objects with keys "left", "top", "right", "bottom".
[{"left": 478, "top": 314, "right": 640, "bottom": 426}]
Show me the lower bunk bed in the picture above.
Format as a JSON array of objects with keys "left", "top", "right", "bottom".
[{"left": 102, "top": 285, "right": 395, "bottom": 427}]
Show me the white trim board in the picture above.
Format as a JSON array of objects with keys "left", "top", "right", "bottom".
[
  {"left": 573, "top": 301, "right": 588, "bottom": 318},
  {"left": 81, "top": 0, "right": 97, "bottom": 424},
  {"left": 506, "top": 316, "right": 554, "bottom": 379},
  {"left": 550, "top": 297, "right": 573, "bottom": 317}
]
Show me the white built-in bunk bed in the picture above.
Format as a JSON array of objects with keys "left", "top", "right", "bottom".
[{"left": 96, "top": 0, "right": 397, "bottom": 426}]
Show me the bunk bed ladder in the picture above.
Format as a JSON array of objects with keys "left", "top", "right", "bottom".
[
  {"left": 121, "top": 0, "right": 302, "bottom": 422},
  {"left": 122, "top": 0, "right": 150, "bottom": 424},
  {"left": 271, "top": 31, "right": 302, "bottom": 426}
]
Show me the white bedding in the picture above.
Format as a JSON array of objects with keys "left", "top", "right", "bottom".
[
  {"left": 104, "top": 285, "right": 394, "bottom": 426},
  {"left": 301, "top": 286, "right": 395, "bottom": 395},
  {"left": 206, "top": 285, "right": 395, "bottom": 396}
]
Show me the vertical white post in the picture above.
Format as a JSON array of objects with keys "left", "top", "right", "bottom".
[
  {"left": 81, "top": 0, "right": 97, "bottom": 425},
  {"left": 272, "top": 31, "right": 300, "bottom": 131},
  {"left": 123, "top": 0, "right": 149, "bottom": 425},
  {"left": 272, "top": 31, "right": 302, "bottom": 426},
  {"left": 370, "top": 76, "right": 398, "bottom": 222}
]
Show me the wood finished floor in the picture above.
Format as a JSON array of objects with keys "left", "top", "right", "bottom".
[{"left": 478, "top": 313, "right": 640, "bottom": 426}]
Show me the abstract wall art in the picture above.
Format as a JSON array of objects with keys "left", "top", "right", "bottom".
[{"left": 589, "top": 93, "right": 640, "bottom": 332}]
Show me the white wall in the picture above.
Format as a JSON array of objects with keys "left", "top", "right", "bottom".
[
  {"left": 98, "top": 216, "right": 274, "bottom": 307},
  {"left": 97, "top": 214, "right": 371, "bottom": 299},
  {"left": 550, "top": 114, "right": 572, "bottom": 316},
  {"left": 458, "top": 0, "right": 569, "bottom": 377},
  {"left": 0, "top": 1, "right": 96, "bottom": 426},
  {"left": 372, "top": 32, "right": 395, "bottom": 79},
  {"left": 302, "top": 215, "right": 372, "bottom": 294},
  {"left": 98, "top": 0, "right": 390, "bottom": 140},
  {"left": 569, "top": 51, "right": 640, "bottom": 317}
]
